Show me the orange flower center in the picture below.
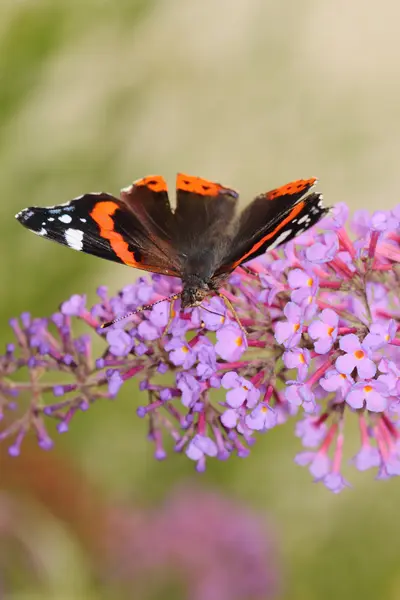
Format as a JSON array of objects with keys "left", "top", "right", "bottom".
[
  {"left": 261, "top": 405, "right": 268, "bottom": 413},
  {"left": 327, "top": 326, "right": 335, "bottom": 336},
  {"left": 236, "top": 337, "right": 243, "bottom": 347},
  {"left": 307, "top": 277, "right": 313, "bottom": 287},
  {"left": 182, "top": 346, "right": 189, "bottom": 354},
  {"left": 354, "top": 350, "right": 365, "bottom": 360},
  {"left": 298, "top": 353, "right": 305, "bottom": 364},
  {"left": 293, "top": 323, "right": 300, "bottom": 333},
  {"left": 364, "top": 385, "right": 373, "bottom": 393}
]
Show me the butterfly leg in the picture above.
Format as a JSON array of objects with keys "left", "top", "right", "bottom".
[
  {"left": 217, "top": 293, "right": 248, "bottom": 341},
  {"left": 161, "top": 295, "right": 180, "bottom": 338}
]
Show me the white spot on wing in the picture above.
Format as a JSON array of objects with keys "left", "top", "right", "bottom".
[
  {"left": 268, "top": 229, "right": 292, "bottom": 250},
  {"left": 36, "top": 228, "right": 47, "bottom": 236},
  {"left": 298, "top": 214, "right": 311, "bottom": 225},
  {"left": 65, "top": 228, "right": 84, "bottom": 251},
  {"left": 58, "top": 214, "right": 72, "bottom": 224},
  {"left": 80, "top": 218, "right": 87, "bottom": 223},
  {"left": 15, "top": 208, "right": 30, "bottom": 219}
]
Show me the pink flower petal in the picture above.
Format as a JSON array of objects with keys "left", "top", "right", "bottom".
[
  {"left": 336, "top": 354, "right": 357, "bottom": 375},
  {"left": 339, "top": 334, "right": 361, "bottom": 353},
  {"left": 356, "top": 358, "right": 377, "bottom": 379}
]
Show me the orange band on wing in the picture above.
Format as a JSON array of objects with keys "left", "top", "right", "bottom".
[
  {"left": 266, "top": 177, "right": 317, "bottom": 200},
  {"left": 133, "top": 175, "right": 168, "bottom": 193},
  {"left": 176, "top": 173, "right": 236, "bottom": 197},
  {"left": 90, "top": 201, "right": 140, "bottom": 266},
  {"left": 231, "top": 200, "right": 306, "bottom": 269}
]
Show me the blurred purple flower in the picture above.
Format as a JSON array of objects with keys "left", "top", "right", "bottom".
[
  {"left": 352, "top": 445, "right": 381, "bottom": 471},
  {"left": 106, "top": 486, "right": 279, "bottom": 599},
  {"left": 106, "top": 329, "right": 133, "bottom": 357},
  {"left": 305, "top": 231, "right": 339, "bottom": 263},
  {"left": 108, "top": 370, "right": 124, "bottom": 397},
  {"left": 176, "top": 373, "right": 202, "bottom": 407},
  {"left": 245, "top": 403, "right": 277, "bottom": 431},
  {"left": 319, "top": 369, "right": 353, "bottom": 400},
  {"left": 186, "top": 434, "right": 218, "bottom": 471},
  {"left": 165, "top": 338, "right": 197, "bottom": 369},
  {"left": 61, "top": 294, "right": 86, "bottom": 316},
  {"left": 364, "top": 320, "right": 396, "bottom": 350},
  {"left": 377, "top": 359, "right": 400, "bottom": 395},
  {"left": 285, "top": 381, "right": 316, "bottom": 413}
]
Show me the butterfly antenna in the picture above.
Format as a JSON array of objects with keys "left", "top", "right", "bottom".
[{"left": 101, "top": 293, "right": 181, "bottom": 329}]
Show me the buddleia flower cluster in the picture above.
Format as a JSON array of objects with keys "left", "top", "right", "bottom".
[{"left": 2, "top": 203, "right": 400, "bottom": 492}]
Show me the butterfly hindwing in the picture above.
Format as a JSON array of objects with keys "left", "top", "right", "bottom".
[{"left": 16, "top": 190, "right": 181, "bottom": 276}]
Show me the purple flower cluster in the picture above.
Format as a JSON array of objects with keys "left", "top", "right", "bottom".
[
  {"left": 107, "top": 486, "right": 278, "bottom": 599},
  {"left": 2, "top": 203, "right": 400, "bottom": 492}
]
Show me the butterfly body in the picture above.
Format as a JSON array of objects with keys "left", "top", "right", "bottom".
[{"left": 16, "top": 173, "right": 329, "bottom": 313}]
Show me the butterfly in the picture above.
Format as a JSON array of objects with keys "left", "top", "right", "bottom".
[{"left": 16, "top": 173, "right": 328, "bottom": 326}]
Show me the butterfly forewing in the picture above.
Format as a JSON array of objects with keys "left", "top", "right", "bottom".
[
  {"left": 16, "top": 192, "right": 181, "bottom": 276},
  {"left": 172, "top": 173, "right": 240, "bottom": 277},
  {"left": 120, "top": 175, "right": 175, "bottom": 243},
  {"left": 174, "top": 174, "right": 238, "bottom": 236},
  {"left": 214, "top": 179, "right": 327, "bottom": 275}
]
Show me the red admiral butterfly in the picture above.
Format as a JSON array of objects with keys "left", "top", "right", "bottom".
[{"left": 16, "top": 173, "right": 328, "bottom": 325}]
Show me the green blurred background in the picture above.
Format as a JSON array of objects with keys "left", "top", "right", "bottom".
[{"left": 2, "top": 1, "right": 400, "bottom": 598}]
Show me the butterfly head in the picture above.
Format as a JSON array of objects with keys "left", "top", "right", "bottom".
[{"left": 181, "top": 278, "right": 211, "bottom": 308}]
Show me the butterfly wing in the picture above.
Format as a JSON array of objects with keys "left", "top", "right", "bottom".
[
  {"left": 15, "top": 178, "right": 181, "bottom": 276},
  {"left": 120, "top": 175, "right": 175, "bottom": 244},
  {"left": 214, "top": 178, "right": 328, "bottom": 276},
  {"left": 173, "top": 173, "right": 239, "bottom": 277}
]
